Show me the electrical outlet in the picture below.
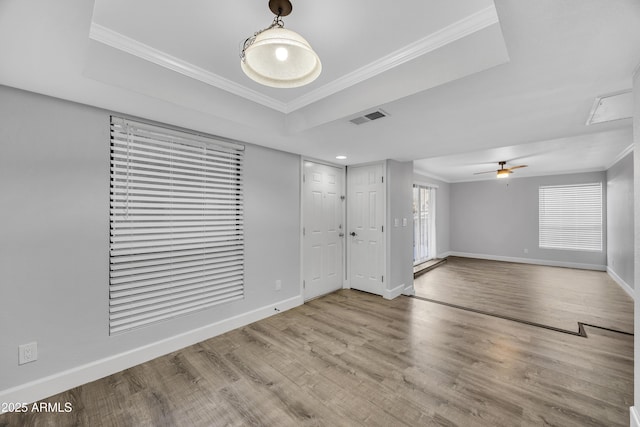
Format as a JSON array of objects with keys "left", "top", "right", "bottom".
[
  {"left": 19, "top": 342, "right": 38, "bottom": 365},
  {"left": 275, "top": 279, "right": 282, "bottom": 291}
]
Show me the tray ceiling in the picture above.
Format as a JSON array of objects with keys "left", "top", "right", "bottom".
[
  {"left": 0, "top": 0, "right": 638, "bottom": 173},
  {"left": 89, "top": 0, "right": 504, "bottom": 112}
]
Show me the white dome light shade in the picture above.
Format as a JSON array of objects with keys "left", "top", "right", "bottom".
[{"left": 241, "top": 26, "right": 321, "bottom": 88}]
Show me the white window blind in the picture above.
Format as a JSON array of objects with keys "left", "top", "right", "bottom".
[
  {"left": 538, "top": 182, "right": 602, "bottom": 251},
  {"left": 109, "top": 117, "right": 244, "bottom": 334}
]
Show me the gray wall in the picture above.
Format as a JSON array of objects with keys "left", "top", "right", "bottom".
[
  {"left": 387, "top": 160, "right": 414, "bottom": 294},
  {"left": 633, "top": 66, "right": 640, "bottom": 415},
  {"left": 414, "top": 173, "right": 451, "bottom": 257},
  {"left": 606, "top": 152, "right": 635, "bottom": 289},
  {"left": 450, "top": 171, "right": 607, "bottom": 268},
  {"left": 0, "top": 85, "right": 301, "bottom": 391}
]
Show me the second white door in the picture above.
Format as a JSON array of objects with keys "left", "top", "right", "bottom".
[{"left": 347, "top": 163, "right": 385, "bottom": 296}]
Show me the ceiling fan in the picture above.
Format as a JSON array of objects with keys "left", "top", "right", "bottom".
[{"left": 474, "top": 161, "right": 528, "bottom": 179}]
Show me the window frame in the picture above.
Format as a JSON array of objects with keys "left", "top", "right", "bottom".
[
  {"left": 538, "top": 182, "right": 603, "bottom": 252},
  {"left": 108, "top": 116, "right": 245, "bottom": 334}
]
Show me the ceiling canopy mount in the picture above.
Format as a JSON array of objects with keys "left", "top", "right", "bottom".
[{"left": 269, "top": 0, "right": 292, "bottom": 17}]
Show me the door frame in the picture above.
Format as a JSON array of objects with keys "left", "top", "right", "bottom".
[
  {"left": 345, "top": 160, "right": 387, "bottom": 294},
  {"left": 300, "top": 157, "right": 347, "bottom": 301}
]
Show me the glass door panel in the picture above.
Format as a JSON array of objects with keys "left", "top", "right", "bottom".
[{"left": 413, "top": 185, "right": 436, "bottom": 264}]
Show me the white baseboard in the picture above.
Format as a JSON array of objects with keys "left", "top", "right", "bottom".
[
  {"left": 342, "top": 279, "right": 351, "bottom": 290},
  {"left": 449, "top": 251, "right": 606, "bottom": 271},
  {"left": 0, "top": 295, "right": 304, "bottom": 407},
  {"left": 384, "top": 284, "right": 405, "bottom": 300},
  {"left": 402, "top": 283, "right": 415, "bottom": 296},
  {"left": 607, "top": 267, "right": 635, "bottom": 300},
  {"left": 437, "top": 251, "right": 452, "bottom": 259},
  {"left": 631, "top": 406, "right": 640, "bottom": 427}
]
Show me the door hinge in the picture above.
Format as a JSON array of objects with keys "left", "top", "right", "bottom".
[
  {"left": 381, "top": 225, "right": 384, "bottom": 232},
  {"left": 381, "top": 275, "right": 384, "bottom": 283},
  {"left": 340, "top": 195, "right": 345, "bottom": 201},
  {"left": 381, "top": 176, "right": 384, "bottom": 183},
  {"left": 303, "top": 280, "right": 306, "bottom": 289},
  {"left": 303, "top": 227, "right": 306, "bottom": 236},
  {"left": 303, "top": 174, "right": 306, "bottom": 183}
]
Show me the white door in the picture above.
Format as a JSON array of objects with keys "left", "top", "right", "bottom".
[
  {"left": 347, "top": 163, "right": 385, "bottom": 295},
  {"left": 303, "top": 162, "right": 345, "bottom": 300}
]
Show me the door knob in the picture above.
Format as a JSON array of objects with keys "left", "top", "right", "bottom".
[{"left": 350, "top": 232, "right": 357, "bottom": 237}]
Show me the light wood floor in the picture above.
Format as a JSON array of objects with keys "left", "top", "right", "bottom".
[
  {"left": 0, "top": 288, "right": 633, "bottom": 426},
  {"left": 414, "top": 257, "right": 634, "bottom": 334}
]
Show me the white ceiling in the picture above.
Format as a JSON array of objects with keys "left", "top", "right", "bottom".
[
  {"left": 415, "top": 127, "right": 634, "bottom": 182},
  {"left": 0, "top": 0, "right": 638, "bottom": 177}
]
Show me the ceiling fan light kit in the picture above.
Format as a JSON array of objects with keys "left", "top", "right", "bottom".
[
  {"left": 496, "top": 168, "right": 510, "bottom": 178},
  {"left": 240, "top": 0, "right": 321, "bottom": 88},
  {"left": 474, "top": 161, "right": 528, "bottom": 179}
]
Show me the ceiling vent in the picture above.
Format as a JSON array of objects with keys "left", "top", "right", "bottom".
[
  {"left": 586, "top": 90, "right": 633, "bottom": 125},
  {"left": 349, "top": 109, "right": 389, "bottom": 125}
]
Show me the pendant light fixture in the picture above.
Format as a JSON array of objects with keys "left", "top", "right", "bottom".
[{"left": 240, "top": 0, "right": 321, "bottom": 88}]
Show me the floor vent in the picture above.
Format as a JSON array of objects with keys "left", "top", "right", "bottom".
[{"left": 349, "top": 109, "right": 388, "bottom": 125}]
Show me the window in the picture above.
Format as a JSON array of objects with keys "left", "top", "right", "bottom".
[
  {"left": 538, "top": 182, "right": 602, "bottom": 251},
  {"left": 109, "top": 117, "right": 244, "bottom": 334}
]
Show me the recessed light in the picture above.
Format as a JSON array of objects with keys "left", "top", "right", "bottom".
[{"left": 336, "top": 155, "right": 347, "bottom": 160}]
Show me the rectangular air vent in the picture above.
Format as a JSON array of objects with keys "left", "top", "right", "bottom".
[
  {"left": 364, "top": 111, "right": 386, "bottom": 120},
  {"left": 349, "top": 109, "right": 388, "bottom": 125},
  {"left": 350, "top": 116, "right": 370, "bottom": 125},
  {"left": 586, "top": 90, "right": 632, "bottom": 125}
]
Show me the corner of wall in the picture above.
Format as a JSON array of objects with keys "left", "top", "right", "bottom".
[
  {"left": 607, "top": 267, "right": 635, "bottom": 300},
  {"left": 384, "top": 284, "right": 405, "bottom": 300},
  {"left": 402, "top": 283, "right": 415, "bottom": 296},
  {"left": 631, "top": 406, "right": 640, "bottom": 427}
]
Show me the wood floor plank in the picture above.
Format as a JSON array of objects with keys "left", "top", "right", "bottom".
[
  {"left": 0, "top": 263, "right": 633, "bottom": 426},
  {"left": 414, "top": 257, "right": 634, "bottom": 334}
]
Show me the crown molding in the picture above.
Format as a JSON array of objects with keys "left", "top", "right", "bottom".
[
  {"left": 89, "top": 23, "right": 288, "bottom": 113},
  {"left": 89, "top": 4, "right": 498, "bottom": 115},
  {"left": 605, "top": 143, "right": 634, "bottom": 170},
  {"left": 414, "top": 169, "right": 451, "bottom": 184},
  {"left": 285, "top": 5, "right": 500, "bottom": 112}
]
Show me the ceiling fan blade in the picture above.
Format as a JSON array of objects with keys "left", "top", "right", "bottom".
[
  {"left": 473, "top": 170, "right": 498, "bottom": 175},
  {"left": 506, "top": 165, "right": 528, "bottom": 171}
]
